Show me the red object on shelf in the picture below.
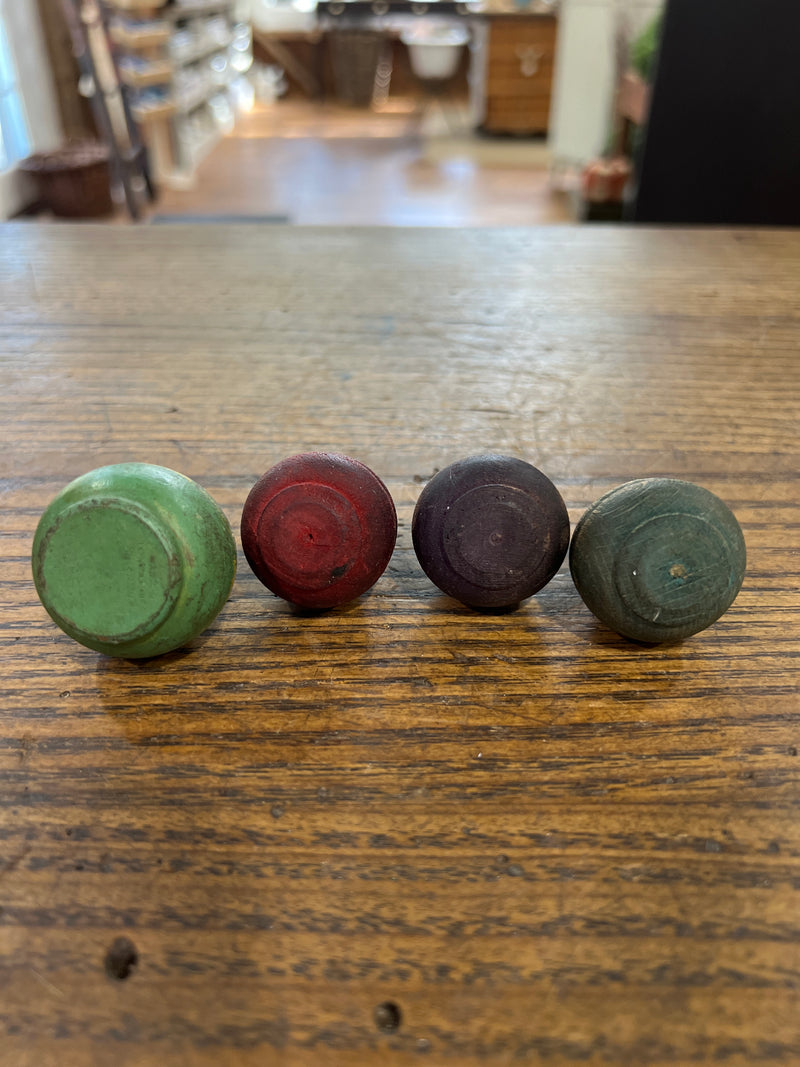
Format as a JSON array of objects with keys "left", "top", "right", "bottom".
[
  {"left": 241, "top": 452, "right": 397, "bottom": 609},
  {"left": 582, "top": 156, "right": 632, "bottom": 204},
  {"left": 618, "top": 70, "right": 650, "bottom": 126}
]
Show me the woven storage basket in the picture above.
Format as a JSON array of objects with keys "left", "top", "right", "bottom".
[
  {"left": 20, "top": 142, "right": 113, "bottom": 218},
  {"left": 328, "top": 31, "right": 385, "bottom": 107}
]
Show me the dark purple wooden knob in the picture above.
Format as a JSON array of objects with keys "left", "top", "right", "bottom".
[
  {"left": 241, "top": 452, "right": 397, "bottom": 609},
  {"left": 412, "top": 454, "right": 570, "bottom": 608}
]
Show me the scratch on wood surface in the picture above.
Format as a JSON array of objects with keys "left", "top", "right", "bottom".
[
  {"left": 27, "top": 263, "right": 40, "bottom": 303},
  {"left": 30, "top": 968, "right": 65, "bottom": 998}
]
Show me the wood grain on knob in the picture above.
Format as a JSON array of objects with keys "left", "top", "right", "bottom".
[
  {"left": 569, "top": 478, "right": 746, "bottom": 643},
  {"left": 412, "top": 454, "right": 570, "bottom": 609},
  {"left": 241, "top": 452, "right": 397, "bottom": 610}
]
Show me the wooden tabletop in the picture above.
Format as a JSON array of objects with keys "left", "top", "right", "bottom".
[{"left": 1, "top": 225, "right": 798, "bottom": 1066}]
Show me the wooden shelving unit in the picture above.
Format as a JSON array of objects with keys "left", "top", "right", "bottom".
[
  {"left": 131, "top": 99, "right": 177, "bottom": 122},
  {"left": 118, "top": 59, "right": 173, "bottom": 87},
  {"left": 165, "top": 1, "right": 237, "bottom": 17},
  {"left": 106, "top": 0, "right": 234, "bottom": 10},
  {"left": 171, "top": 33, "right": 234, "bottom": 67},
  {"left": 104, "top": 0, "right": 249, "bottom": 189},
  {"left": 106, "top": 0, "right": 168, "bottom": 11},
  {"left": 109, "top": 21, "right": 172, "bottom": 49}
]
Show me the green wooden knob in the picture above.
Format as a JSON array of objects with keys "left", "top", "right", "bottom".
[
  {"left": 569, "top": 478, "right": 746, "bottom": 643},
  {"left": 32, "top": 463, "right": 236, "bottom": 658}
]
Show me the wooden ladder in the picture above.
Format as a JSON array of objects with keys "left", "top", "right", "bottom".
[{"left": 59, "top": 0, "right": 156, "bottom": 220}]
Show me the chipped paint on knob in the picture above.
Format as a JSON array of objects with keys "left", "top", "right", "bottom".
[{"left": 32, "top": 463, "right": 236, "bottom": 658}]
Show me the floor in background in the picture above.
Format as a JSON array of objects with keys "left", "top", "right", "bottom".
[{"left": 152, "top": 98, "right": 573, "bottom": 226}]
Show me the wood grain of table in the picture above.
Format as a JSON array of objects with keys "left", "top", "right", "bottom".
[{"left": 0, "top": 225, "right": 798, "bottom": 1066}]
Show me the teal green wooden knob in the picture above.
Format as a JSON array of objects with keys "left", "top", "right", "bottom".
[
  {"left": 32, "top": 463, "right": 236, "bottom": 658},
  {"left": 570, "top": 478, "right": 746, "bottom": 643}
]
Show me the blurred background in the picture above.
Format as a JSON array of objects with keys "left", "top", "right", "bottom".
[{"left": 1, "top": 0, "right": 798, "bottom": 226}]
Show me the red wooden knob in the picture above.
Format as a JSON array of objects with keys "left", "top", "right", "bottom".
[{"left": 241, "top": 452, "right": 397, "bottom": 609}]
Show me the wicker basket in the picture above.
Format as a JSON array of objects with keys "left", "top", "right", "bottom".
[
  {"left": 328, "top": 31, "right": 385, "bottom": 107},
  {"left": 20, "top": 142, "right": 114, "bottom": 218}
]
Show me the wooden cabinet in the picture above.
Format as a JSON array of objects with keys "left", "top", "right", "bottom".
[{"left": 475, "top": 15, "right": 558, "bottom": 135}]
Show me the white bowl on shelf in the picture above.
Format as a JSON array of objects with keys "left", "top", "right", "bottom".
[{"left": 401, "top": 22, "right": 471, "bottom": 81}]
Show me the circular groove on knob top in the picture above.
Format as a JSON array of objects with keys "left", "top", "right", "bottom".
[
  {"left": 241, "top": 452, "right": 397, "bottom": 610},
  {"left": 412, "top": 454, "right": 570, "bottom": 609},
  {"left": 441, "top": 484, "right": 548, "bottom": 591},
  {"left": 37, "top": 498, "right": 182, "bottom": 645},
  {"left": 570, "top": 478, "right": 746, "bottom": 643},
  {"left": 257, "top": 482, "right": 363, "bottom": 591},
  {"left": 613, "top": 512, "right": 734, "bottom": 629},
  {"left": 31, "top": 463, "right": 236, "bottom": 658}
]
